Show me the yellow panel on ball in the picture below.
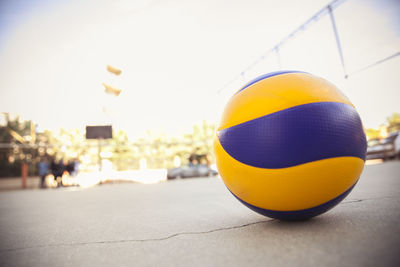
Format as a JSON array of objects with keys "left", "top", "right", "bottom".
[
  {"left": 218, "top": 72, "right": 353, "bottom": 131},
  {"left": 214, "top": 71, "right": 367, "bottom": 220}
]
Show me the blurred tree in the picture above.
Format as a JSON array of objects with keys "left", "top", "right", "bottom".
[
  {"left": 365, "top": 128, "right": 379, "bottom": 140},
  {"left": 189, "top": 120, "right": 215, "bottom": 163},
  {"left": 387, "top": 112, "right": 400, "bottom": 132},
  {"left": 0, "top": 114, "right": 38, "bottom": 177},
  {"left": 109, "top": 130, "right": 135, "bottom": 171},
  {"left": 122, "top": 121, "right": 216, "bottom": 170},
  {"left": 0, "top": 116, "right": 217, "bottom": 175}
]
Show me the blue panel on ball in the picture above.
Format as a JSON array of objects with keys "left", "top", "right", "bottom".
[
  {"left": 230, "top": 181, "right": 357, "bottom": 220},
  {"left": 236, "top": 70, "right": 306, "bottom": 94},
  {"left": 217, "top": 102, "right": 367, "bottom": 169}
]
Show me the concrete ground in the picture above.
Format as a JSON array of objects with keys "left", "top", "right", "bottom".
[
  {"left": 0, "top": 177, "right": 40, "bottom": 191},
  {"left": 0, "top": 161, "right": 399, "bottom": 267}
]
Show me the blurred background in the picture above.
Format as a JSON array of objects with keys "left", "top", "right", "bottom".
[{"left": 0, "top": 0, "right": 399, "bottom": 188}]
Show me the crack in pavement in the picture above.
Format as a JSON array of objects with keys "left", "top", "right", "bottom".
[
  {"left": 1, "top": 195, "right": 398, "bottom": 254},
  {"left": 0, "top": 219, "right": 275, "bottom": 253},
  {"left": 342, "top": 195, "right": 399, "bottom": 204},
  {"left": 342, "top": 199, "right": 363, "bottom": 204}
]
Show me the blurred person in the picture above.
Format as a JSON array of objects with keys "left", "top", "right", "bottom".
[
  {"left": 188, "top": 154, "right": 199, "bottom": 167},
  {"left": 189, "top": 159, "right": 198, "bottom": 167},
  {"left": 61, "top": 158, "right": 70, "bottom": 185},
  {"left": 38, "top": 157, "right": 49, "bottom": 188},
  {"left": 65, "top": 159, "right": 74, "bottom": 176},
  {"left": 71, "top": 158, "right": 80, "bottom": 177},
  {"left": 50, "top": 158, "right": 58, "bottom": 180},
  {"left": 51, "top": 158, "right": 65, "bottom": 187},
  {"left": 206, "top": 154, "right": 212, "bottom": 166}
]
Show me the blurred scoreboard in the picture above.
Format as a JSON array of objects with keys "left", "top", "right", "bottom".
[{"left": 85, "top": 125, "right": 112, "bottom": 139}]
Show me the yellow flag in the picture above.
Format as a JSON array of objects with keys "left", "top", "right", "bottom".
[
  {"left": 106, "top": 65, "right": 122, "bottom": 76},
  {"left": 102, "top": 83, "right": 122, "bottom": 96}
]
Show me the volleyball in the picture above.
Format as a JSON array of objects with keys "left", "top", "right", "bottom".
[{"left": 214, "top": 71, "right": 367, "bottom": 220}]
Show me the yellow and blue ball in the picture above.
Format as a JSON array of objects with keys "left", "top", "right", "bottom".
[{"left": 214, "top": 71, "right": 367, "bottom": 220}]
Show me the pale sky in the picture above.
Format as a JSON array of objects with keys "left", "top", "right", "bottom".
[{"left": 0, "top": 0, "right": 399, "bottom": 139}]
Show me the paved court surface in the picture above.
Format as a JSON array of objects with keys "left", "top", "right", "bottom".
[{"left": 0, "top": 161, "right": 399, "bottom": 267}]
